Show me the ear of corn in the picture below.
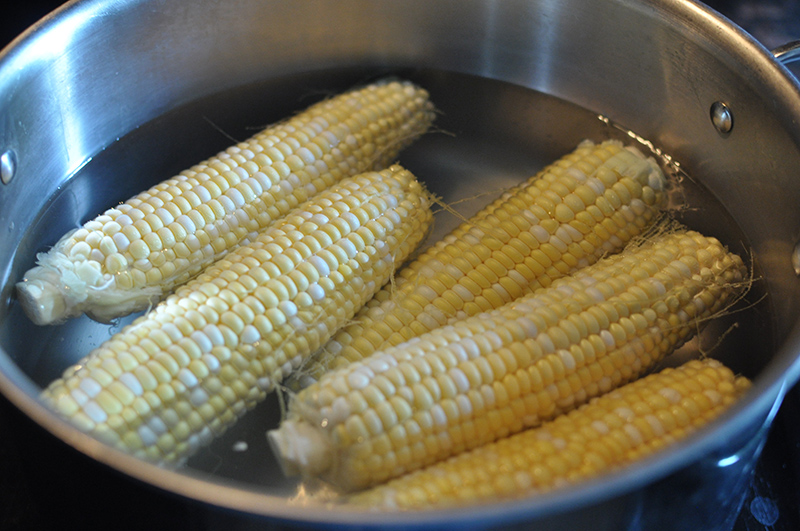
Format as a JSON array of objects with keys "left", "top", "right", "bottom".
[
  {"left": 17, "top": 80, "right": 435, "bottom": 325},
  {"left": 268, "top": 228, "right": 746, "bottom": 491},
  {"left": 347, "top": 358, "right": 751, "bottom": 510},
  {"left": 296, "top": 140, "right": 668, "bottom": 385},
  {"left": 40, "top": 166, "right": 433, "bottom": 464}
]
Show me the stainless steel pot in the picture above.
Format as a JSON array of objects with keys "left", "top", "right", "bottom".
[{"left": 1, "top": 0, "right": 800, "bottom": 529}]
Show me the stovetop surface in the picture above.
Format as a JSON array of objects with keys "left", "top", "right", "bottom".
[{"left": 1, "top": 1, "right": 799, "bottom": 530}]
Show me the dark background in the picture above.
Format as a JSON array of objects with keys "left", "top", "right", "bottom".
[{"left": 1, "top": 1, "right": 799, "bottom": 530}]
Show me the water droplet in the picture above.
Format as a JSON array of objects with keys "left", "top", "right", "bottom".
[
  {"left": 232, "top": 441, "right": 248, "bottom": 452},
  {"left": 750, "top": 496, "right": 779, "bottom": 526}
]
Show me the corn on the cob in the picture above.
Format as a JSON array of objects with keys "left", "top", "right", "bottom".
[
  {"left": 18, "top": 80, "right": 435, "bottom": 325},
  {"left": 297, "top": 140, "right": 667, "bottom": 384},
  {"left": 347, "top": 358, "right": 750, "bottom": 509},
  {"left": 40, "top": 166, "right": 433, "bottom": 464},
  {"left": 268, "top": 229, "right": 746, "bottom": 491}
]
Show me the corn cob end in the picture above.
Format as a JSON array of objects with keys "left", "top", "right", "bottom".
[
  {"left": 16, "top": 265, "right": 68, "bottom": 325},
  {"left": 16, "top": 251, "right": 160, "bottom": 325},
  {"left": 268, "top": 419, "right": 332, "bottom": 478}
]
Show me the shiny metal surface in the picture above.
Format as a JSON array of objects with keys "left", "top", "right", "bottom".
[
  {"left": 710, "top": 101, "right": 734, "bottom": 134},
  {"left": 773, "top": 40, "right": 800, "bottom": 64},
  {"left": 1, "top": 0, "right": 800, "bottom": 529},
  {"left": 0, "top": 149, "right": 15, "bottom": 184}
]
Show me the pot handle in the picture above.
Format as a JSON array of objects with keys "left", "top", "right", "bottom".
[{"left": 772, "top": 40, "right": 800, "bottom": 65}]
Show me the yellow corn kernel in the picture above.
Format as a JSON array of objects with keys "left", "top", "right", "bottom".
[
  {"left": 40, "top": 166, "right": 433, "bottom": 465},
  {"left": 298, "top": 140, "right": 668, "bottom": 384},
  {"left": 18, "top": 80, "right": 435, "bottom": 325},
  {"left": 348, "top": 359, "right": 750, "bottom": 510},
  {"left": 269, "top": 228, "right": 747, "bottom": 491}
]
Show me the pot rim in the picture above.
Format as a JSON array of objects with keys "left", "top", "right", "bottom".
[{"left": 2, "top": 0, "right": 800, "bottom": 526}]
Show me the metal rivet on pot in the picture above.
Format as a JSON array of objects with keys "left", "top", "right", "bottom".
[
  {"left": 1, "top": 150, "right": 16, "bottom": 184},
  {"left": 710, "top": 101, "right": 733, "bottom": 134}
]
